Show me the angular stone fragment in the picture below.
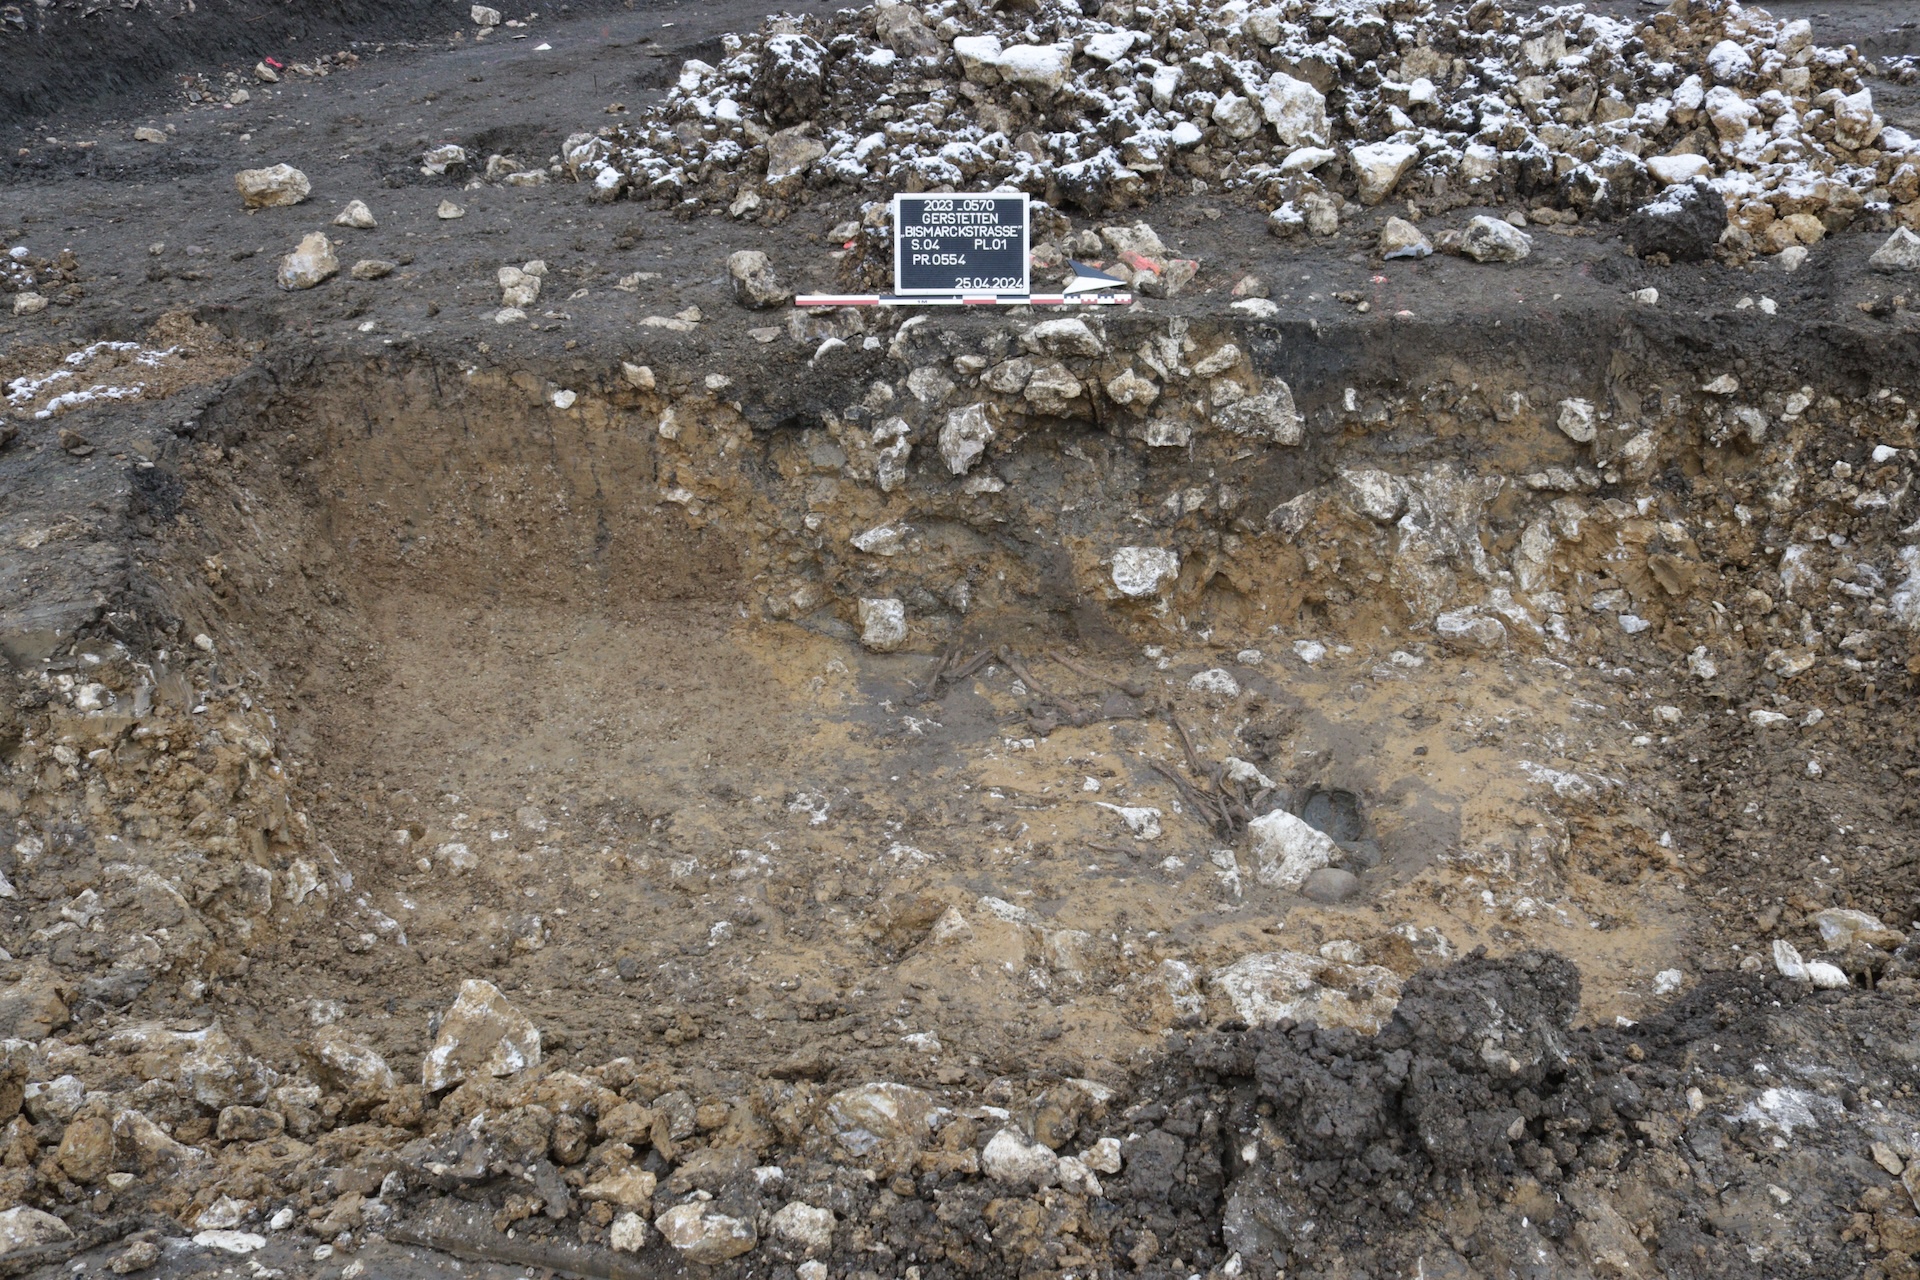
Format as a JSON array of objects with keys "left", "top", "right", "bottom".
[
  {"left": 1217, "top": 385, "right": 1303, "bottom": 444},
  {"left": 875, "top": 4, "right": 942, "bottom": 59},
  {"left": 422, "top": 979, "right": 541, "bottom": 1091},
  {"left": 1459, "top": 216, "right": 1532, "bottom": 262},
  {"left": 1869, "top": 228, "right": 1920, "bottom": 273},
  {"left": 0, "top": 1207, "right": 71, "bottom": 1257},
  {"left": 769, "top": 1201, "right": 835, "bottom": 1253},
  {"left": 332, "top": 199, "right": 376, "bottom": 229},
  {"left": 1022, "top": 361, "right": 1084, "bottom": 416},
  {"left": 310, "top": 1027, "right": 397, "bottom": 1096},
  {"left": 1106, "top": 368, "right": 1158, "bottom": 408},
  {"left": 982, "top": 1128, "right": 1061, "bottom": 1186},
  {"left": 1262, "top": 73, "right": 1328, "bottom": 147},
  {"left": 657, "top": 1204, "right": 757, "bottom": 1263},
  {"left": 766, "top": 127, "right": 826, "bottom": 186},
  {"left": 1247, "top": 809, "right": 1335, "bottom": 891},
  {"left": 1436, "top": 608, "right": 1507, "bottom": 651},
  {"left": 1211, "top": 950, "right": 1402, "bottom": 1032},
  {"left": 996, "top": 45, "right": 1071, "bottom": 96},
  {"left": 581, "top": 1168, "right": 657, "bottom": 1211},
  {"left": 1111, "top": 547, "right": 1179, "bottom": 597},
  {"left": 277, "top": 233, "right": 338, "bottom": 290},
  {"left": 498, "top": 265, "right": 542, "bottom": 309},
  {"left": 1349, "top": 141, "right": 1419, "bottom": 205},
  {"left": 755, "top": 33, "right": 829, "bottom": 126},
  {"left": 820, "top": 1082, "right": 934, "bottom": 1173},
  {"left": 1379, "top": 217, "right": 1431, "bottom": 259},
  {"left": 939, "top": 404, "right": 993, "bottom": 475},
  {"left": 727, "top": 249, "right": 789, "bottom": 308},
  {"left": 1557, "top": 398, "right": 1598, "bottom": 443},
  {"left": 858, "top": 598, "right": 908, "bottom": 652},
  {"left": 234, "top": 164, "right": 310, "bottom": 208},
  {"left": 610, "top": 1212, "right": 649, "bottom": 1252},
  {"left": 1021, "top": 317, "right": 1104, "bottom": 358}
]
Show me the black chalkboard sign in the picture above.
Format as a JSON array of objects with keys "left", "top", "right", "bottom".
[{"left": 892, "top": 193, "right": 1031, "bottom": 296}]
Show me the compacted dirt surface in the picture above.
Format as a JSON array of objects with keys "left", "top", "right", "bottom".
[{"left": 3, "top": 0, "right": 1920, "bottom": 1277}]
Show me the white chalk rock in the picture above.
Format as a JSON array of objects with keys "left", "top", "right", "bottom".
[
  {"left": 769, "top": 1202, "right": 835, "bottom": 1254},
  {"left": 1280, "top": 146, "right": 1337, "bottom": 175},
  {"left": 1216, "top": 384, "right": 1303, "bottom": 444},
  {"left": 995, "top": 44, "right": 1072, "bottom": 96},
  {"left": 1188, "top": 669, "right": 1240, "bottom": 698},
  {"left": 0, "top": 1207, "right": 72, "bottom": 1257},
  {"left": 1436, "top": 608, "right": 1506, "bottom": 651},
  {"left": 498, "top": 265, "right": 542, "bottom": 309},
  {"left": 192, "top": 1231, "right": 268, "bottom": 1255},
  {"left": 1212, "top": 92, "right": 1262, "bottom": 139},
  {"left": 1339, "top": 469, "right": 1404, "bottom": 522},
  {"left": 1081, "top": 1136, "right": 1123, "bottom": 1174},
  {"left": 1111, "top": 547, "right": 1179, "bottom": 597},
  {"left": 1831, "top": 87, "right": 1883, "bottom": 151},
  {"left": 1460, "top": 215, "right": 1532, "bottom": 262},
  {"left": 1021, "top": 317, "right": 1104, "bottom": 357},
  {"left": 1247, "top": 809, "right": 1336, "bottom": 890},
  {"left": 851, "top": 523, "right": 910, "bottom": 557},
  {"left": 1349, "top": 141, "right": 1420, "bottom": 205},
  {"left": 982, "top": 1128, "right": 1060, "bottom": 1186},
  {"left": 656, "top": 1204, "right": 757, "bottom": 1264},
  {"left": 1097, "top": 803, "right": 1162, "bottom": 841},
  {"left": 1811, "top": 908, "right": 1905, "bottom": 950},
  {"left": 1557, "top": 398, "right": 1598, "bottom": 442},
  {"left": 939, "top": 404, "right": 994, "bottom": 475},
  {"left": 1772, "top": 939, "right": 1849, "bottom": 988},
  {"left": 1646, "top": 154, "right": 1712, "bottom": 185},
  {"left": 1261, "top": 73, "right": 1328, "bottom": 147},
  {"left": 858, "top": 598, "right": 908, "bottom": 652},
  {"left": 1212, "top": 950, "right": 1402, "bottom": 1033},
  {"left": 421, "top": 979, "right": 541, "bottom": 1091},
  {"left": 610, "top": 1212, "right": 650, "bottom": 1253},
  {"left": 276, "top": 233, "right": 338, "bottom": 290},
  {"left": 332, "top": 199, "right": 376, "bottom": 229},
  {"left": 1869, "top": 228, "right": 1920, "bottom": 274},
  {"left": 234, "top": 164, "right": 310, "bottom": 208}
]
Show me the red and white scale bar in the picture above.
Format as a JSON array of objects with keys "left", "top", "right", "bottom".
[{"left": 794, "top": 293, "right": 1133, "bottom": 307}]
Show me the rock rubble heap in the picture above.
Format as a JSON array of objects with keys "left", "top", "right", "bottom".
[{"left": 529, "top": 0, "right": 1920, "bottom": 257}]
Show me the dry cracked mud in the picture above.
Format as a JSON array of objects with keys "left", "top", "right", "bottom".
[{"left": 2, "top": 1, "right": 1920, "bottom": 1279}]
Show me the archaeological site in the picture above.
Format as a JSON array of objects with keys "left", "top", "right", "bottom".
[{"left": 2, "top": 0, "right": 1920, "bottom": 1275}]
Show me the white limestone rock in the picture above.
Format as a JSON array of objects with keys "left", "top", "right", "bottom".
[
  {"left": 1349, "top": 141, "right": 1420, "bottom": 205},
  {"left": 421, "top": 979, "right": 541, "bottom": 1091},
  {"left": 1247, "top": 809, "right": 1336, "bottom": 891},
  {"left": 1460, "top": 216, "right": 1532, "bottom": 262},
  {"left": 276, "top": 233, "right": 337, "bottom": 290},
  {"left": 939, "top": 404, "right": 994, "bottom": 475},
  {"left": 234, "top": 164, "right": 310, "bottom": 208},
  {"left": 1111, "top": 547, "right": 1179, "bottom": 597},
  {"left": 858, "top": 598, "right": 908, "bottom": 652},
  {"left": 981, "top": 1128, "right": 1060, "bottom": 1186}
]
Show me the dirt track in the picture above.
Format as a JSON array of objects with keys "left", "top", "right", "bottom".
[{"left": 3, "top": 0, "right": 1920, "bottom": 1278}]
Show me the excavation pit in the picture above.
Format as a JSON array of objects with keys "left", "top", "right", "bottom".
[
  {"left": 60, "top": 318, "right": 1897, "bottom": 1280},
  {"left": 2, "top": 40, "right": 1919, "bottom": 1260}
]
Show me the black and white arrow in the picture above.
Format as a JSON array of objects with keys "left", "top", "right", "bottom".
[{"left": 1062, "top": 260, "right": 1128, "bottom": 296}]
